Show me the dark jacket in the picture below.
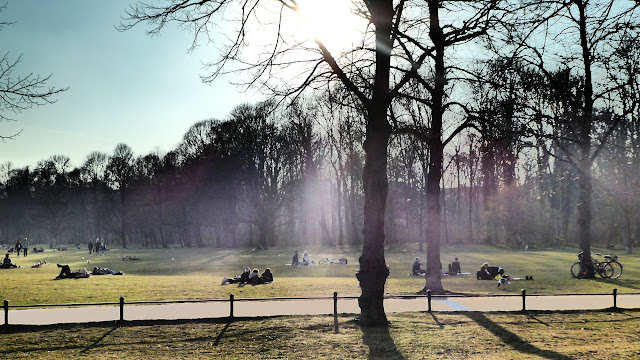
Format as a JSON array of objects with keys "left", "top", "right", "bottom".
[{"left": 260, "top": 270, "right": 273, "bottom": 283}]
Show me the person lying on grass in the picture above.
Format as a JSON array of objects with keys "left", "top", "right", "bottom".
[
  {"left": 222, "top": 267, "right": 251, "bottom": 285},
  {"left": 55, "top": 264, "right": 90, "bottom": 279},
  {"left": 477, "top": 262, "right": 505, "bottom": 280},
  {"left": 91, "top": 266, "right": 124, "bottom": 275}
]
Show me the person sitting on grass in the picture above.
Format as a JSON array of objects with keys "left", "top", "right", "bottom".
[
  {"left": 260, "top": 268, "right": 273, "bottom": 283},
  {"left": 1, "top": 253, "right": 18, "bottom": 268},
  {"left": 299, "top": 250, "right": 312, "bottom": 265},
  {"left": 222, "top": 267, "right": 251, "bottom": 285},
  {"left": 248, "top": 268, "right": 260, "bottom": 284},
  {"left": 292, "top": 250, "right": 299, "bottom": 265},
  {"left": 448, "top": 257, "right": 461, "bottom": 275},
  {"left": 412, "top": 257, "right": 425, "bottom": 275}
]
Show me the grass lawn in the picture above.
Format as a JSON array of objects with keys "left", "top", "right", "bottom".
[
  {"left": 1, "top": 310, "right": 639, "bottom": 359},
  {"left": 1, "top": 244, "right": 639, "bottom": 305}
]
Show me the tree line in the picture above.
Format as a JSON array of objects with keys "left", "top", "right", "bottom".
[{"left": 2, "top": 80, "right": 638, "bottom": 252}]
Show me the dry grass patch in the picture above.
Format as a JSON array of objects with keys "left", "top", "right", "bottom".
[{"left": 1, "top": 310, "right": 639, "bottom": 359}]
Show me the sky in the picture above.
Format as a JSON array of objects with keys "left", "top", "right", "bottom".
[{"left": 1, "top": 0, "right": 259, "bottom": 169}]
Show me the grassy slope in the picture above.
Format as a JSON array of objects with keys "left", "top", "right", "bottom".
[{"left": 1, "top": 244, "right": 638, "bottom": 305}]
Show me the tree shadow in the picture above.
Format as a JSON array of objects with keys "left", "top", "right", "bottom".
[
  {"left": 464, "top": 313, "right": 571, "bottom": 360},
  {"left": 359, "top": 322, "right": 406, "bottom": 360},
  {"left": 211, "top": 321, "right": 231, "bottom": 346},
  {"left": 591, "top": 278, "right": 640, "bottom": 291},
  {"left": 429, "top": 312, "right": 445, "bottom": 329},
  {"left": 0, "top": 318, "right": 256, "bottom": 355},
  {"left": 526, "top": 314, "right": 550, "bottom": 326},
  {"left": 81, "top": 326, "right": 118, "bottom": 353}
]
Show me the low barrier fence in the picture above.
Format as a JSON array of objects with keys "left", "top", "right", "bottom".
[{"left": 4, "top": 289, "right": 637, "bottom": 328}]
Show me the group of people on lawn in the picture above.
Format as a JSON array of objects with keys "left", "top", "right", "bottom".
[
  {"left": 88, "top": 238, "right": 107, "bottom": 255},
  {"left": 412, "top": 257, "right": 510, "bottom": 282},
  {"left": 55, "top": 264, "right": 124, "bottom": 279},
  {"left": 412, "top": 256, "right": 462, "bottom": 276},
  {"left": 291, "top": 250, "right": 313, "bottom": 265},
  {"left": 222, "top": 267, "right": 273, "bottom": 285},
  {"left": 7, "top": 238, "right": 29, "bottom": 257}
]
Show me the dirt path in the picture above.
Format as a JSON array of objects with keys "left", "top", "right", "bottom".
[{"left": 6, "top": 293, "right": 639, "bottom": 325}]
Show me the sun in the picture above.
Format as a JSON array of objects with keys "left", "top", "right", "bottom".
[{"left": 296, "top": 0, "right": 365, "bottom": 54}]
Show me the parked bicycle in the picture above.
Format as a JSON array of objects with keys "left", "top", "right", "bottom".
[{"left": 571, "top": 251, "right": 623, "bottom": 279}]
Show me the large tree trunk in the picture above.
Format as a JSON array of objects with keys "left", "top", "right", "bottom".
[
  {"left": 576, "top": 0, "right": 595, "bottom": 278},
  {"left": 425, "top": 145, "right": 444, "bottom": 293},
  {"left": 358, "top": 124, "right": 391, "bottom": 326},
  {"left": 357, "top": 0, "right": 393, "bottom": 326},
  {"left": 423, "top": 0, "right": 445, "bottom": 295},
  {"left": 577, "top": 145, "right": 594, "bottom": 277}
]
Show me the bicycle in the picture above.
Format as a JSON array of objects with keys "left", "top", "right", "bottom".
[{"left": 571, "top": 251, "right": 623, "bottom": 279}]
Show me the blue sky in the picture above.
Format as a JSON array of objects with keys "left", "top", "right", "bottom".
[{"left": 1, "top": 0, "right": 256, "bottom": 169}]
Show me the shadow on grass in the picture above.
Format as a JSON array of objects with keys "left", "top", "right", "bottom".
[
  {"left": 359, "top": 322, "right": 406, "bottom": 360},
  {"left": 592, "top": 278, "right": 640, "bottom": 291},
  {"left": 0, "top": 317, "right": 265, "bottom": 355},
  {"left": 464, "top": 313, "right": 571, "bottom": 360},
  {"left": 81, "top": 326, "right": 118, "bottom": 353},
  {"left": 212, "top": 321, "right": 231, "bottom": 346},
  {"left": 527, "top": 314, "right": 550, "bottom": 326},
  {"left": 429, "top": 312, "right": 445, "bottom": 329}
]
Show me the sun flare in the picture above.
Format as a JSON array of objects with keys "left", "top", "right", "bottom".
[{"left": 297, "top": 0, "right": 365, "bottom": 53}]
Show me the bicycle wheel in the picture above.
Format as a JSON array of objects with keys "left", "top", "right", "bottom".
[
  {"left": 608, "top": 261, "right": 623, "bottom": 279},
  {"left": 599, "top": 263, "right": 614, "bottom": 278},
  {"left": 571, "top": 262, "right": 587, "bottom": 279}
]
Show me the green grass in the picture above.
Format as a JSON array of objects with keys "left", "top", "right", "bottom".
[
  {"left": 1, "top": 310, "right": 639, "bottom": 359},
  {"left": 2, "top": 244, "right": 639, "bottom": 305}
]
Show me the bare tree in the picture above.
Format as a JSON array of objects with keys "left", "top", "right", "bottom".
[
  {"left": 503, "top": 0, "right": 639, "bottom": 276},
  {"left": 106, "top": 143, "right": 135, "bottom": 249},
  {"left": 119, "top": 0, "right": 397, "bottom": 325},
  {"left": 119, "top": 0, "right": 506, "bottom": 321},
  {"left": 0, "top": 4, "right": 66, "bottom": 139}
]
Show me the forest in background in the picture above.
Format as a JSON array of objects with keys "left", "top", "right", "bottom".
[{"left": 2, "top": 77, "right": 639, "bottom": 251}]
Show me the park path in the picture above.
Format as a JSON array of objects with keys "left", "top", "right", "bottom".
[{"left": 6, "top": 293, "right": 640, "bottom": 326}]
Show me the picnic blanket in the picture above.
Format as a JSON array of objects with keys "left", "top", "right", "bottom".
[{"left": 409, "top": 272, "right": 472, "bottom": 276}]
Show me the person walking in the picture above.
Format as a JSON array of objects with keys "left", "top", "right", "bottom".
[
  {"left": 14, "top": 239, "right": 22, "bottom": 257},
  {"left": 23, "top": 237, "right": 28, "bottom": 257},
  {"left": 88, "top": 239, "right": 94, "bottom": 255}
]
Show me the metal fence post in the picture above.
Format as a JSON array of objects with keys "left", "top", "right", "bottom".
[
  {"left": 229, "top": 294, "right": 235, "bottom": 319},
  {"left": 427, "top": 290, "right": 432, "bottom": 312},
  {"left": 521, "top": 289, "right": 526, "bottom": 311},
  {"left": 613, "top": 288, "right": 618, "bottom": 309},
  {"left": 119, "top": 297, "right": 124, "bottom": 321},
  {"left": 333, "top": 292, "right": 339, "bottom": 333},
  {"left": 4, "top": 300, "right": 8, "bottom": 326}
]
